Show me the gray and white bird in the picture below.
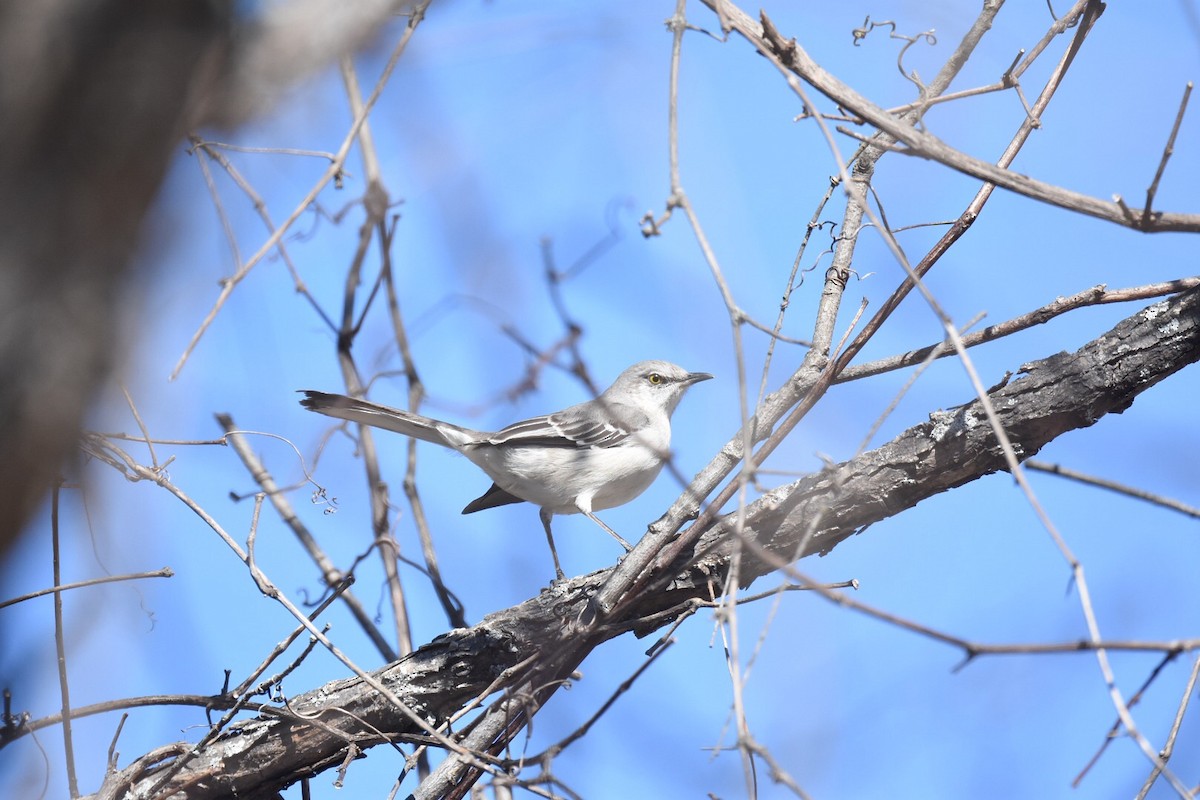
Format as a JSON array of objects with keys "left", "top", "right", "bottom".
[{"left": 300, "top": 360, "right": 712, "bottom": 578}]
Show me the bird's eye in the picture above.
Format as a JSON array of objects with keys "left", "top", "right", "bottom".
[{"left": 648, "top": 373, "right": 663, "bottom": 385}]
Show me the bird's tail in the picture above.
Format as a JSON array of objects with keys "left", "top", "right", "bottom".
[{"left": 299, "top": 391, "right": 476, "bottom": 449}]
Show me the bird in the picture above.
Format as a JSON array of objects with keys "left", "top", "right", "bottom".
[{"left": 299, "top": 360, "right": 713, "bottom": 579}]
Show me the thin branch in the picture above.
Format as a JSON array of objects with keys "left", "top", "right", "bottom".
[
  {"left": 1142, "top": 82, "right": 1193, "bottom": 228},
  {"left": 1025, "top": 459, "right": 1200, "bottom": 519},
  {"left": 188, "top": 140, "right": 339, "bottom": 161},
  {"left": 51, "top": 485, "right": 80, "bottom": 798},
  {"left": 120, "top": 387, "right": 159, "bottom": 470},
  {"left": 4, "top": 695, "right": 242, "bottom": 746},
  {"left": 1072, "top": 652, "right": 1181, "bottom": 788},
  {"left": 1135, "top": 655, "right": 1200, "bottom": 799},
  {"left": 0, "top": 568, "right": 173, "bottom": 611},
  {"left": 838, "top": 278, "right": 1200, "bottom": 381}
]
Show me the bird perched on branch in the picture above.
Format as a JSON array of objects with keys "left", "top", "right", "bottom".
[{"left": 300, "top": 360, "right": 712, "bottom": 579}]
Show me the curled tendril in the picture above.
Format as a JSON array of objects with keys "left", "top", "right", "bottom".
[
  {"left": 850, "top": 16, "right": 938, "bottom": 91},
  {"left": 789, "top": 220, "right": 839, "bottom": 293},
  {"left": 1045, "top": 0, "right": 1081, "bottom": 28}
]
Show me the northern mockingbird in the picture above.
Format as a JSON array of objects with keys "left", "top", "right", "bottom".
[{"left": 300, "top": 360, "right": 712, "bottom": 579}]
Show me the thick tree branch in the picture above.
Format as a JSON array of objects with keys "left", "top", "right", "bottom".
[
  {"left": 696, "top": 286, "right": 1200, "bottom": 578},
  {"left": 97, "top": 287, "right": 1200, "bottom": 799}
]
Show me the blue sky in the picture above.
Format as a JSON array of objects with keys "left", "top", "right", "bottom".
[{"left": 2, "top": 2, "right": 1199, "bottom": 798}]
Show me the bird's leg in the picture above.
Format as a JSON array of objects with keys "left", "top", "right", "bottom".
[
  {"left": 583, "top": 511, "right": 634, "bottom": 552},
  {"left": 539, "top": 508, "right": 567, "bottom": 581}
]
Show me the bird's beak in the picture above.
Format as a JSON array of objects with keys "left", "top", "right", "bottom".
[{"left": 685, "top": 371, "right": 714, "bottom": 385}]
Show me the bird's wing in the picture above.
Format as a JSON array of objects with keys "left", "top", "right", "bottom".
[{"left": 487, "top": 401, "right": 648, "bottom": 449}]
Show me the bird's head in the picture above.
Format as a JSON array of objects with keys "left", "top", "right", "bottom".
[{"left": 603, "top": 360, "right": 713, "bottom": 415}]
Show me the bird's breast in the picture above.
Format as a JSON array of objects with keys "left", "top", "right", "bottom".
[{"left": 468, "top": 437, "right": 667, "bottom": 515}]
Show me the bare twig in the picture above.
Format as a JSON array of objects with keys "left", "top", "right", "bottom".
[
  {"left": 188, "top": 140, "right": 338, "bottom": 161},
  {"left": 1072, "top": 652, "right": 1181, "bottom": 788},
  {"left": 120, "top": 387, "right": 159, "bottom": 469},
  {"left": 838, "top": 278, "right": 1200, "bottom": 382},
  {"left": 1142, "top": 82, "right": 1193, "bottom": 229},
  {"left": 1135, "top": 655, "right": 1200, "bottom": 799},
  {"left": 0, "top": 568, "right": 173, "bottom": 611},
  {"left": 1025, "top": 459, "right": 1200, "bottom": 519},
  {"left": 51, "top": 485, "right": 80, "bottom": 798}
]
